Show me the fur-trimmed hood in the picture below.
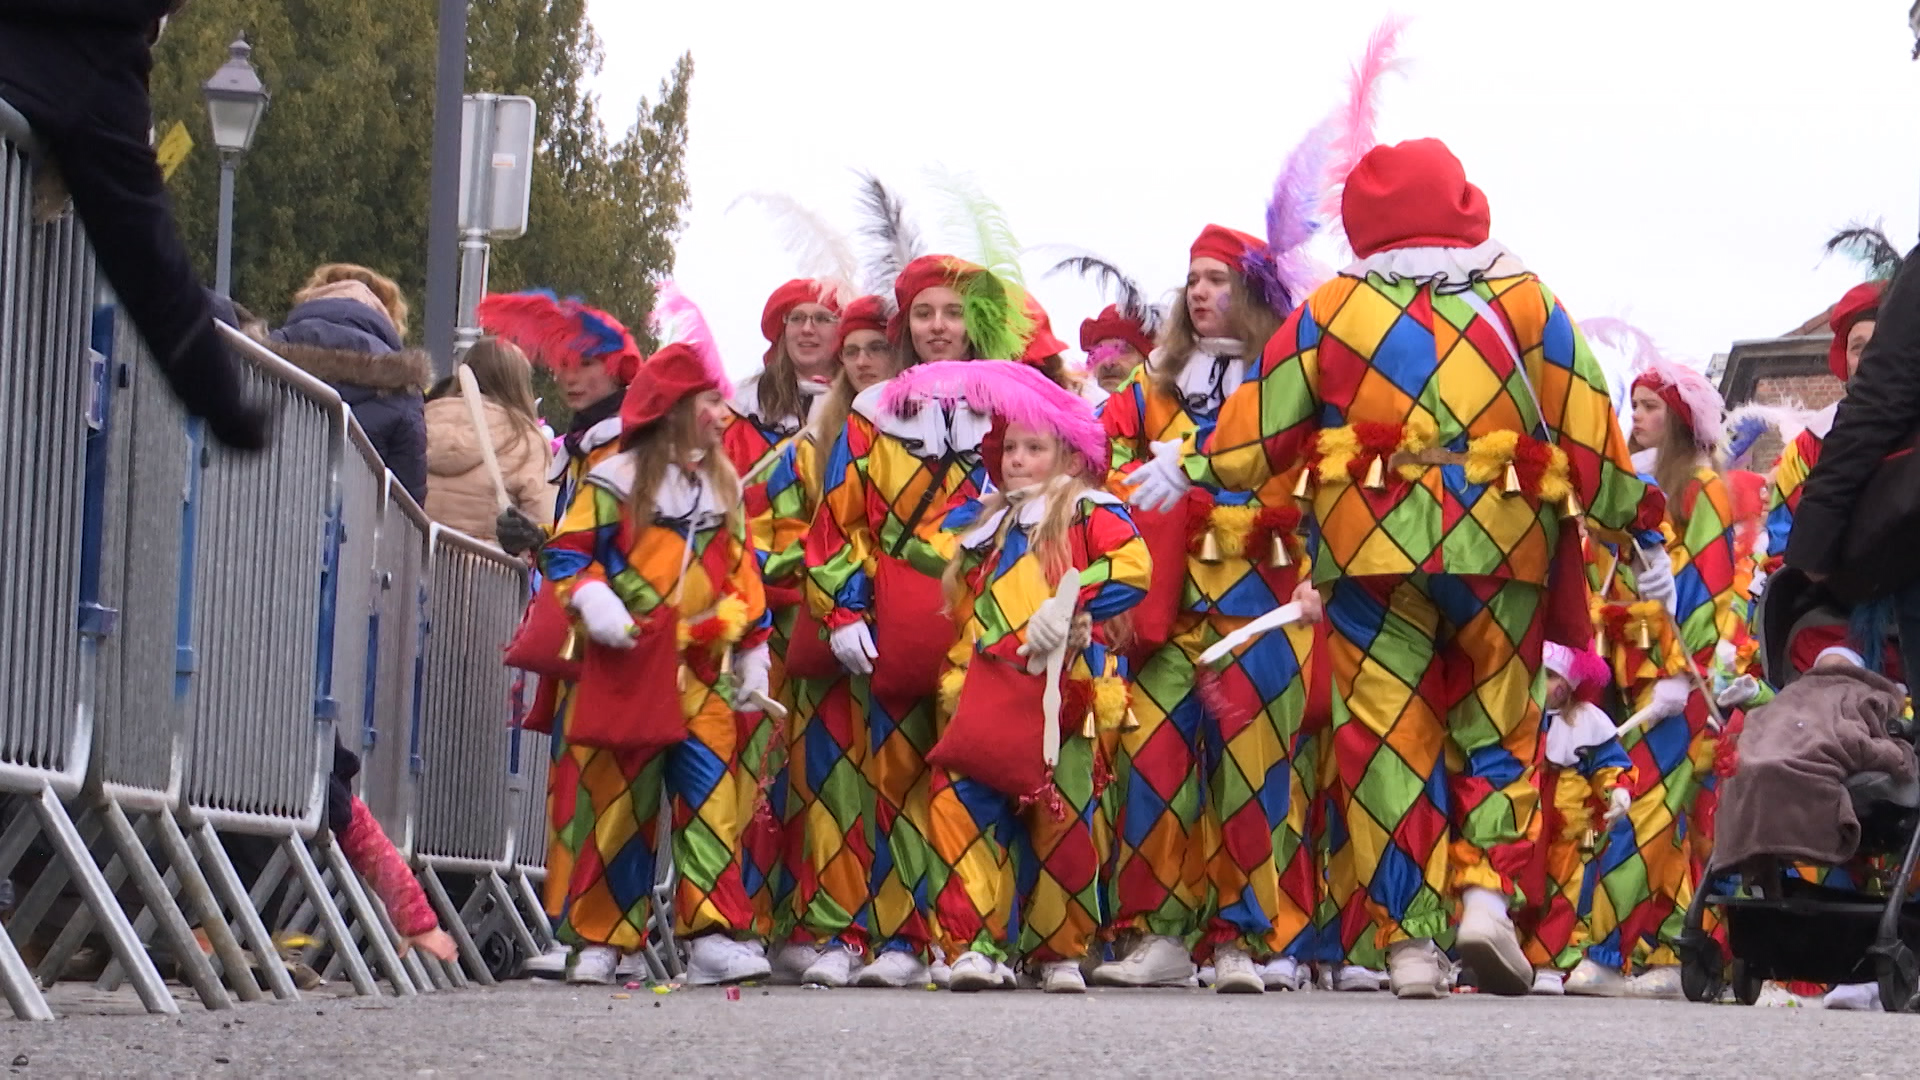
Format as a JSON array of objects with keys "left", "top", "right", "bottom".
[{"left": 271, "top": 296, "right": 431, "bottom": 394}]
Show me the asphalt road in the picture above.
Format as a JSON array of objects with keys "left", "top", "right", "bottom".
[{"left": 0, "top": 980, "right": 1910, "bottom": 1077}]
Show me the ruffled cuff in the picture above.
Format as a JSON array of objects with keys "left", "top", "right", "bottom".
[{"left": 823, "top": 608, "right": 866, "bottom": 630}]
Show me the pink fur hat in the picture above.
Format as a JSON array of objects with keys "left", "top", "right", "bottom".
[
  {"left": 881, "top": 360, "right": 1109, "bottom": 477},
  {"left": 1632, "top": 356, "right": 1724, "bottom": 453},
  {"left": 1542, "top": 641, "right": 1610, "bottom": 704}
]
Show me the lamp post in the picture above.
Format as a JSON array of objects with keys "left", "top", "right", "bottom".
[{"left": 201, "top": 37, "right": 269, "bottom": 299}]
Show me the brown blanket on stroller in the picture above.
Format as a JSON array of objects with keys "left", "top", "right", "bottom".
[{"left": 1712, "top": 664, "right": 1915, "bottom": 871}]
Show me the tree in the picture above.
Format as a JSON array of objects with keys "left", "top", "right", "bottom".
[{"left": 148, "top": 2, "right": 693, "bottom": 357}]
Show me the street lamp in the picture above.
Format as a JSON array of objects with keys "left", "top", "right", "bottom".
[{"left": 201, "top": 36, "right": 269, "bottom": 299}]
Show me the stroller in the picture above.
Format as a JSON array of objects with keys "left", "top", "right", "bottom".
[{"left": 1674, "top": 567, "right": 1920, "bottom": 1010}]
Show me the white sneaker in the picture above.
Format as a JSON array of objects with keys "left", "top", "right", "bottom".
[
  {"left": 1260, "top": 956, "right": 1306, "bottom": 991},
  {"left": 770, "top": 942, "right": 823, "bottom": 985},
  {"left": 947, "top": 951, "right": 999, "bottom": 992},
  {"left": 1825, "top": 982, "right": 1884, "bottom": 1011},
  {"left": 1454, "top": 888, "right": 1531, "bottom": 997},
  {"left": 799, "top": 945, "right": 860, "bottom": 988},
  {"left": 615, "top": 951, "right": 645, "bottom": 980},
  {"left": 684, "top": 935, "right": 773, "bottom": 986},
  {"left": 1627, "top": 965, "right": 1684, "bottom": 1000},
  {"left": 1090, "top": 934, "right": 1195, "bottom": 987},
  {"left": 855, "top": 949, "right": 930, "bottom": 988},
  {"left": 995, "top": 960, "right": 1017, "bottom": 989},
  {"left": 1334, "top": 965, "right": 1381, "bottom": 992},
  {"left": 1043, "top": 960, "right": 1086, "bottom": 994},
  {"left": 566, "top": 944, "right": 620, "bottom": 986},
  {"left": 1564, "top": 958, "right": 1630, "bottom": 997},
  {"left": 525, "top": 943, "right": 569, "bottom": 980},
  {"left": 1531, "top": 969, "right": 1566, "bottom": 996},
  {"left": 1194, "top": 965, "right": 1215, "bottom": 988},
  {"left": 1388, "top": 940, "right": 1450, "bottom": 1001},
  {"left": 1213, "top": 947, "right": 1266, "bottom": 994}
]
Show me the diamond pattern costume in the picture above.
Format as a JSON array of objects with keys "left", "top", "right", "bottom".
[
  {"left": 1516, "top": 730, "right": 1630, "bottom": 970},
  {"left": 1195, "top": 257, "right": 1659, "bottom": 954}
]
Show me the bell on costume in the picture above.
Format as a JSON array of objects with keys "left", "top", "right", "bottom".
[
  {"left": 1080, "top": 710, "right": 1099, "bottom": 740},
  {"left": 1268, "top": 537, "right": 1292, "bottom": 569},
  {"left": 558, "top": 626, "right": 583, "bottom": 664},
  {"left": 1502, "top": 462, "right": 1522, "bottom": 496},
  {"left": 1292, "top": 470, "right": 1313, "bottom": 503},
  {"left": 1634, "top": 619, "right": 1653, "bottom": 651},
  {"left": 1197, "top": 529, "right": 1224, "bottom": 564},
  {"left": 1362, "top": 456, "right": 1386, "bottom": 490},
  {"left": 1119, "top": 707, "right": 1141, "bottom": 733},
  {"left": 720, "top": 647, "right": 734, "bottom": 677},
  {"left": 1561, "top": 490, "right": 1583, "bottom": 519}
]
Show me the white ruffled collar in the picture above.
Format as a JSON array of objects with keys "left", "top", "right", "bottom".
[
  {"left": 584, "top": 454, "right": 727, "bottom": 532},
  {"left": 852, "top": 377, "right": 994, "bottom": 460},
  {"left": 1342, "top": 239, "right": 1528, "bottom": 294},
  {"left": 550, "top": 414, "right": 624, "bottom": 483},
  {"left": 729, "top": 372, "right": 810, "bottom": 438},
  {"left": 1544, "top": 701, "right": 1617, "bottom": 768},
  {"left": 959, "top": 486, "right": 1122, "bottom": 549},
  {"left": 1150, "top": 341, "right": 1246, "bottom": 417}
]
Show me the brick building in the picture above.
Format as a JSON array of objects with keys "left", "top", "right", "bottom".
[{"left": 1714, "top": 308, "right": 1842, "bottom": 472}]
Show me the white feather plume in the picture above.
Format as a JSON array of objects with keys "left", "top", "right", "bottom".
[{"left": 729, "top": 192, "right": 859, "bottom": 305}]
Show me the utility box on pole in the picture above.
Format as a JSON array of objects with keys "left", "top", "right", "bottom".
[{"left": 454, "top": 94, "right": 536, "bottom": 353}]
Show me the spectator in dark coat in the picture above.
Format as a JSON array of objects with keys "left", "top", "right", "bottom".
[
  {"left": 0, "top": 1, "right": 271, "bottom": 449},
  {"left": 270, "top": 280, "right": 430, "bottom": 501}
]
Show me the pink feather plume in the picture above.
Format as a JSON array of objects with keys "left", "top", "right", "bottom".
[
  {"left": 1319, "top": 15, "right": 1412, "bottom": 226},
  {"left": 881, "top": 360, "right": 1107, "bottom": 469},
  {"left": 649, "top": 280, "right": 733, "bottom": 400}
]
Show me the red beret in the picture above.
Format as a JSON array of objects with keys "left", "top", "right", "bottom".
[
  {"left": 619, "top": 344, "right": 724, "bottom": 434},
  {"left": 1189, "top": 224, "right": 1263, "bottom": 269},
  {"left": 1019, "top": 294, "right": 1069, "bottom": 366},
  {"left": 1828, "top": 281, "right": 1884, "bottom": 382},
  {"left": 759, "top": 279, "right": 843, "bottom": 346},
  {"left": 893, "top": 255, "right": 982, "bottom": 317},
  {"left": 1079, "top": 304, "right": 1155, "bottom": 358},
  {"left": 835, "top": 295, "right": 889, "bottom": 352},
  {"left": 1340, "top": 139, "right": 1491, "bottom": 259}
]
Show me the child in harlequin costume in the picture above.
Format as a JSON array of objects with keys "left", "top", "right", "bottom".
[
  {"left": 538, "top": 287, "right": 776, "bottom": 988},
  {"left": 1096, "top": 223, "right": 1322, "bottom": 994},
  {"left": 803, "top": 254, "right": 1037, "bottom": 988},
  {"left": 728, "top": 279, "right": 849, "bottom": 975},
  {"left": 1517, "top": 642, "right": 1632, "bottom": 996},
  {"left": 753, "top": 295, "right": 897, "bottom": 987},
  {"left": 1569, "top": 357, "right": 1745, "bottom": 999},
  {"left": 1143, "top": 139, "right": 1665, "bottom": 999},
  {"left": 883, "top": 360, "right": 1151, "bottom": 994}
]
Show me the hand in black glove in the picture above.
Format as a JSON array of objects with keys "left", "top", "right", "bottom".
[{"left": 495, "top": 506, "right": 545, "bottom": 555}]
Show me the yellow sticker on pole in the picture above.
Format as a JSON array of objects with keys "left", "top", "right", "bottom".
[{"left": 156, "top": 122, "right": 194, "bottom": 181}]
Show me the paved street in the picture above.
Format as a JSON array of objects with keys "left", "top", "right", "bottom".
[{"left": 0, "top": 980, "right": 1910, "bottom": 1077}]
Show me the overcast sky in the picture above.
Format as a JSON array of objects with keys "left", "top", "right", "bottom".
[{"left": 580, "top": 0, "right": 1920, "bottom": 386}]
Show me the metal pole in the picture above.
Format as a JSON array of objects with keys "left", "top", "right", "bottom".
[
  {"left": 214, "top": 155, "right": 236, "bottom": 300},
  {"left": 424, "top": 0, "right": 468, "bottom": 381},
  {"left": 453, "top": 94, "right": 497, "bottom": 356}
]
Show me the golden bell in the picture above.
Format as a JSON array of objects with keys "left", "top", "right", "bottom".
[
  {"left": 1197, "top": 529, "right": 1224, "bottom": 564},
  {"left": 1292, "top": 469, "right": 1313, "bottom": 502},
  {"left": 1595, "top": 628, "right": 1610, "bottom": 659},
  {"left": 558, "top": 626, "right": 583, "bottom": 663},
  {"left": 1635, "top": 619, "right": 1653, "bottom": 651},
  {"left": 1268, "top": 538, "right": 1293, "bottom": 570},
  {"left": 1578, "top": 828, "right": 1599, "bottom": 856},
  {"left": 676, "top": 664, "right": 688, "bottom": 692},
  {"left": 1119, "top": 707, "right": 1142, "bottom": 733},
  {"left": 1080, "top": 710, "right": 1099, "bottom": 739},
  {"left": 1502, "top": 462, "right": 1523, "bottom": 497},
  {"left": 1560, "top": 490, "right": 1583, "bottom": 519},
  {"left": 720, "top": 648, "right": 734, "bottom": 677},
  {"left": 1362, "top": 455, "right": 1387, "bottom": 491}
]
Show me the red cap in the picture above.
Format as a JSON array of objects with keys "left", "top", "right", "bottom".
[
  {"left": 759, "top": 279, "right": 843, "bottom": 347},
  {"left": 834, "top": 295, "right": 889, "bottom": 353},
  {"left": 1189, "top": 225, "right": 1263, "bottom": 269},
  {"left": 1019, "top": 294, "right": 1069, "bottom": 366},
  {"left": 1828, "top": 281, "right": 1883, "bottom": 382},
  {"left": 1340, "top": 139, "right": 1491, "bottom": 258},
  {"left": 619, "top": 344, "right": 724, "bottom": 433},
  {"left": 1079, "top": 304, "right": 1156, "bottom": 358},
  {"left": 892, "top": 255, "right": 981, "bottom": 317}
]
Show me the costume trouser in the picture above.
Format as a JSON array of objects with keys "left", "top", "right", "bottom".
[
  {"left": 545, "top": 675, "right": 752, "bottom": 950},
  {"left": 1517, "top": 766, "right": 1596, "bottom": 970},
  {"left": 1202, "top": 619, "right": 1321, "bottom": 959},
  {"left": 1582, "top": 688, "right": 1709, "bottom": 971},
  {"left": 1101, "top": 614, "right": 1217, "bottom": 943},
  {"left": 782, "top": 673, "right": 872, "bottom": 948},
  {"left": 741, "top": 606, "right": 801, "bottom": 938},
  {"left": 1322, "top": 573, "right": 1545, "bottom": 951},
  {"left": 866, "top": 687, "right": 940, "bottom": 957},
  {"left": 928, "top": 736, "right": 1105, "bottom": 963}
]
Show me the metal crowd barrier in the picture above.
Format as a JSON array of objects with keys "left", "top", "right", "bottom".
[{"left": 0, "top": 102, "right": 551, "bottom": 1019}]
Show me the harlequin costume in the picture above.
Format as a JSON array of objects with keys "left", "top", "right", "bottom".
[
  {"left": 803, "top": 255, "right": 1032, "bottom": 984},
  {"left": 1184, "top": 140, "right": 1662, "bottom": 996},
  {"left": 727, "top": 278, "right": 847, "bottom": 949},
  {"left": 753, "top": 296, "right": 890, "bottom": 978},
  {"left": 1096, "top": 224, "right": 1322, "bottom": 991},
  {"left": 879, "top": 361, "right": 1150, "bottom": 990},
  {"left": 1516, "top": 642, "right": 1632, "bottom": 982},
  {"left": 537, "top": 291, "right": 777, "bottom": 986},
  {"left": 1576, "top": 360, "right": 1745, "bottom": 991}
]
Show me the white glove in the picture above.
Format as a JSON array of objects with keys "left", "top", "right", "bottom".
[
  {"left": 731, "top": 643, "right": 771, "bottom": 708},
  {"left": 1748, "top": 569, "right": 1768, "bottom": 601},
  {"left": 1620, "top": 675, "right": 1691, "bottom": 737},
  {"left": 1122, "top": 438, "right": 1192, "bottom": 512},
  {"left": 1017, "top": 596, "right": 1074, "bottom": 669},
  {"left": 830, "top": 619, "right": 878, "bottom": 676},
  {"left": 1602, "top": 786, "right": 1633, "bottom": 827},
  {"left": 570, "top": 580, "right": 636, "bottom": 648},
  {"left": 1716, "top": 674, "right": 1760, "bottom": 710},
  {"left": 1634, "top": 544, "right": 1677, "bottom": 610}
]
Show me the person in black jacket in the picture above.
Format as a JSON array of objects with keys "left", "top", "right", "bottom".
[
  {"left": 269, "top": 279, "right": 430, "bottom": 501},
  {"left": 0, "top": 0, "right": 272, "bottom": 450},
  {"left": 1786, "top": 244, "right": 1920, "bottom": 674}
]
